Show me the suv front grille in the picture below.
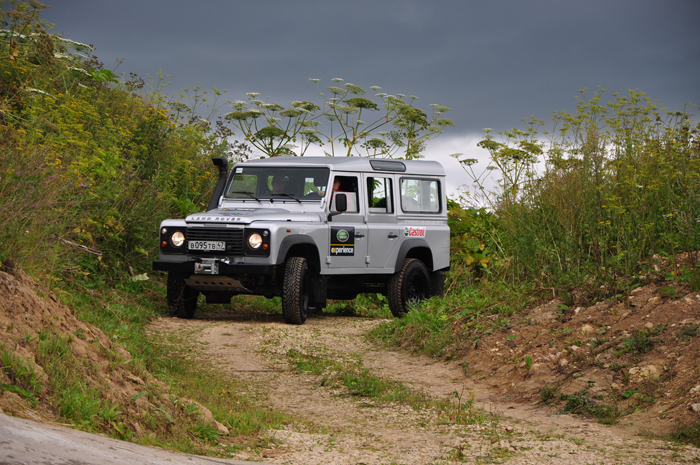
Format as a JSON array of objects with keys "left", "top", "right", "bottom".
[{"left": 187, "top": 227, "right": 244, "bottom": 255}]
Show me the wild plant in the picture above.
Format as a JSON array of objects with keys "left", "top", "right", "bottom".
[
  {"left": 224, "top": 78, "right": 455, "bottom": 158},
  {"left": 455, "top": 89, "right": 699, "bottom": 290}
]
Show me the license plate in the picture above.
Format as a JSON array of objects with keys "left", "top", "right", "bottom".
[{"left": 188, "top": 241, "right": 225, "bottom": 251}]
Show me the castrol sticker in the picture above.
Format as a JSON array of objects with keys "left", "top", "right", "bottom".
[{"left": 403, "top": 226, "right": 426, "bottom": 237}]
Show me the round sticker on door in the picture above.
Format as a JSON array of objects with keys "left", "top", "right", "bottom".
[{"left": 336, "top": 229, "right": 349, "bottom": 242}]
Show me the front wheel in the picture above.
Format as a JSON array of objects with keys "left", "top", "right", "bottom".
[
  {"left": 282, "top": 257, "right": 310, "bottom": 325},
  {"left": 166, "top": 272, "right": 199, "bottom": 319},
  {"left": 387, "top": 258, "right": 431, "bottom": 317}
]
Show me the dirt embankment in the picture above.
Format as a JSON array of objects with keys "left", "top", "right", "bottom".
[
  {"left": 0, "top": 270, "right": 225, "bottom": 438},
  {"left": 2, "top": 268, "right": 700, "bottom": 464}
]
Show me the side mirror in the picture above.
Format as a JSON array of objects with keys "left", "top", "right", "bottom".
[{"left": 327, "top": 193, "right": 347, "bottom": 222}]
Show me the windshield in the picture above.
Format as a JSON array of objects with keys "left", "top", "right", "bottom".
[{"left": 225, "top": 166, "right": 330, "bottom": 201}]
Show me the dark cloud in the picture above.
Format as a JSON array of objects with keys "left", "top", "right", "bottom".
[{"left": 43, "top": 0, "right": 699, "bottom": 134}]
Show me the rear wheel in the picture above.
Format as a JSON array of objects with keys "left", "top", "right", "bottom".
[
  {"left": 387, "top": 258, "right": 431, "bottom": 317},
  {"left": 282, "top": 257, "right": 310, "bottom": 325},
  {"left": 167, "top": 272, "right": 199, "bottom": 319}
]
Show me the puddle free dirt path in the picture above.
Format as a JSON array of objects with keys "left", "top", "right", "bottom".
[{"left": 150, "top": 313, "right": 700, "bottom": 465}]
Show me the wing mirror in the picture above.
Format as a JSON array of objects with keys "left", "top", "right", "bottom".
[{"left": 327, "top": 193, "right": 347, "bottom": 222}]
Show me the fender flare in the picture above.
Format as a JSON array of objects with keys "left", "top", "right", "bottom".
[
  {"left": 394, "top": 239, "right": 434, "bottom": 272},
  {"left": 276, "top": 235, "right": 320, "bottom": 266}
]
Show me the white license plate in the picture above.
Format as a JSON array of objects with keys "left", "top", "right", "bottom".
[{"left": 188, "top": 241, "right": 225, "bottom": 251}]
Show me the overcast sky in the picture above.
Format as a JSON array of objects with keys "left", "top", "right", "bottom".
[{"left": 43, "top": 0, "right": 700, "bottom": 195}]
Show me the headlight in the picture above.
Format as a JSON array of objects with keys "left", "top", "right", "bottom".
[
  {"left": 248, "top": 233, "right": 263, "bottom": 249},
  {"left": 171, "top": 231, "right": 185, "bottom": 247}
]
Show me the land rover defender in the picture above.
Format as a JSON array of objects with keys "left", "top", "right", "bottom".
[{"left": 153, "top": 156, "right": 450, "bottom": 324}]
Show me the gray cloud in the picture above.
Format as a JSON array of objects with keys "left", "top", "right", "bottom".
[{"left": 42, "top": 0, "right": 699, "bottom": 193}]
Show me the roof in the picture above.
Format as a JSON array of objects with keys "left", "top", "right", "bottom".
[{"left": 236, "top": 156, "right": 446, "bottom": 176}]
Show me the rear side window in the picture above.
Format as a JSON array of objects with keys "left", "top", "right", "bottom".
[{"left": 400, "top": 178, "right": 440, "bottom": 213}]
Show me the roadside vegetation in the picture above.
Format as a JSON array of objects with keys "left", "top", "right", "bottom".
[{"left": 1, "top": 0, "right": 700, "bottom": 456}]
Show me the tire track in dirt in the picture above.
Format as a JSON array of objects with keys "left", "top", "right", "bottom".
[{"left": 151, "top": 314, "right": 700, "bottom": 464}]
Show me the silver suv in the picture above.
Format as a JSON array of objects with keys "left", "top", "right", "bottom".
[{"left": 153, "top": 156, "right": 450, "bottom": 324}]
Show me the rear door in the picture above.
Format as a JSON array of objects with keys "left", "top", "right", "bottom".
[{"left": 364, "top": 173, "right": 400, "bottom": 271}]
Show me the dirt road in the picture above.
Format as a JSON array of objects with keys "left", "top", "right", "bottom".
[{"left": 150, "top": 312, "right": 700, "bottom": 464}]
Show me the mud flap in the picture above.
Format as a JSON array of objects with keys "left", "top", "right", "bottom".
[{"left": 310, "top": 274, "right": 327, "bottom": 308}]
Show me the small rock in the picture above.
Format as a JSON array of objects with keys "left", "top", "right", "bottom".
[
  {"left": 691, "top": 403, "right": 700, "bottom": 413},
  {"left": 181, "top": 398, "right": 228, "bottom": 434},
  {"left": 213, "top": 420, "right": 230, "bottom": 435},
  {"left": 645, "top": 322, "right": 654, "bottom": 330},
  {"left": 559, "top": 359, "right": 569, "bottom": 367},
  {"left": 689, "top": 385, "right": 700, "bottom": 396},
  {"left": 132, "top": 421, "right": 143, "bottom": 436},
  {"left": 611, "top": 383, "right": 620, "bottom": 390},
  {"left": 574, "top": 307, "right": 583, "bottom": 314},
  {"left": 647, "top": 296, "right": 661, "bottom": 305},
  {"left": 629, "top": 365, "right": 661, "bottom": 383},
  {"left": 581, "top": 324, "right": 595, "bottom": 336},
  {"left": 569, "top": 345, "right": 580, "bottom": 352}
]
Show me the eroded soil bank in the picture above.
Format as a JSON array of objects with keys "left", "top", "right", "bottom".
[{"left": 149, "top": 311, "right": 700, "bottom": 464}]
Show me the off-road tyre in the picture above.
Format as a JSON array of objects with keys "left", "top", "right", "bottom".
[
  {"left": 282, "top": 257, "right": 310, "bottom": 325},
  {"left": 387, "top": 258, "right": 431, "bottom": 317},
  {"left": 166, "top": 272, "right": 199, "bottom": 319}
]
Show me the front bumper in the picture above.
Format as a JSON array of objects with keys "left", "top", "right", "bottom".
[{"left": 152, "top": 260, "right": 276, "bottom": 275}]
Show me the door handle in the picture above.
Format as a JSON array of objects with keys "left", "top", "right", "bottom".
[
  {"left": 388, "top": 233, "right": 398, "bottom": 238},
  {"left": 355, "top": 233, "right": 365, "bottom": 238}
]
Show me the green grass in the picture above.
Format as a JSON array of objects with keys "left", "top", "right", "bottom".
[
  {"left": 286, "top": 346, "right": 502, "bottom": 430},
  {"left": 669, "top": 420, "right": 700, "bottom": 448},
  {"left": 0, "top": 347, "right": 42, "bottom": 406},
  {"left": 370, "top": 279, "right": 538, "bottom": 360}
]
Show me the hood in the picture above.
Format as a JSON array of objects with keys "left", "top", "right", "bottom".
[{"left": 185, "top": 207, "right": 323, "bottom": 225}]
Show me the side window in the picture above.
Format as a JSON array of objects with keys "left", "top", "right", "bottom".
[
  {"left": 330, "top": 175, "right": 359, "bottom": 213},
  {"left": 400, "top": 178, "right": 440, "bottom": 213},
  {"left": 367, "top": 177, "right": 393, "bottom": 213}
]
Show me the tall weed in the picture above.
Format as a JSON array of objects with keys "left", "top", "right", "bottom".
[{"left": 456, "top": 89, "right": 699, "bottom": 289}]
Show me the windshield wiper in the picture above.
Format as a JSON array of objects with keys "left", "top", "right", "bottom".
[
  {"left": 229, "top": 191, "right": 261, "bottom": 201},
  {"left": 272, "top": 192, "right": 301, "bottom": 203}
]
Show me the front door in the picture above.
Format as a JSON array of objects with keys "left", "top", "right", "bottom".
[{"left": 327, "top": 174, "right": 368, "bottom": 270}]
